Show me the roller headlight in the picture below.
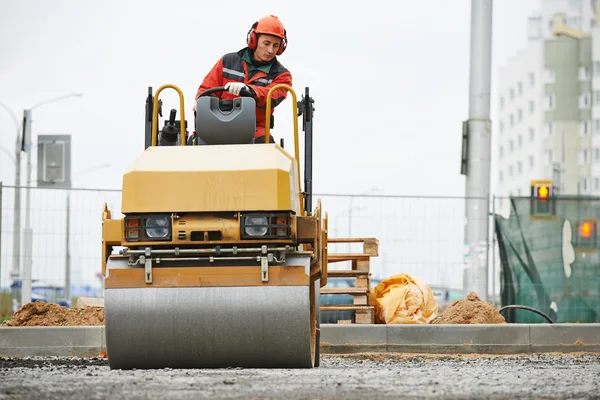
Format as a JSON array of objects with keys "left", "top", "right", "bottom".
[
  {"left": 244, "top": 216, "right": 268, "bottom": 236},
  {"left": 240, "top": 213, "right": 291, "bottom": 240},
  {"left": 146, "top": 216, "right": 170, "bottom": 238},
  {"left": 124, "top": 214, "right": 172, "bottom": 241}
]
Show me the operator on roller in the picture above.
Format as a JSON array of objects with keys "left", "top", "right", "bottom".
[{"left": 195, "top": 15, "right": 292, "bottom": 143}]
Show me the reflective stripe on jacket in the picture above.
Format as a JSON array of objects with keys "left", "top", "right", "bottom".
[{"left": 195, "top": 47, "right": 292, "bottom": 139}]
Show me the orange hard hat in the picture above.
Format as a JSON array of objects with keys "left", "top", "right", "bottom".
[{"left": 247, "top": 15, "right": 287, "bottom": 55}]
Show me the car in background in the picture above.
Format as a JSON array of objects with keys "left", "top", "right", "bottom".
[
  {"left": 10, "top": 280, "right": 70, "bottom": 312},
  {"left": 320, "top": 277, "right": 381, "bottom": 324},
  {"left": 429, "top": 286, "right": 464, "bottom": 312}
]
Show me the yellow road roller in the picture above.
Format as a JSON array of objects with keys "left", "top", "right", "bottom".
[{"left": 100, "top": 83, "right": 328, "bottom": 369}]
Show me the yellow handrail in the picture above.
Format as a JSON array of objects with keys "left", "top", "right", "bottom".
[
  {"left": 151, "top": 84, "right": 186, "bottom": 147},
  {"left": 265, "top": 84, "right": 304, "bottom": 215}
]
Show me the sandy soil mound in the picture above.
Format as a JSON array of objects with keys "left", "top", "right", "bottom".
[
  {"left": 1, "top": 300, "right": 104, "bottom": 327},
  {"left": 430, "top": 291, "right": 506, "bottom": 324}
]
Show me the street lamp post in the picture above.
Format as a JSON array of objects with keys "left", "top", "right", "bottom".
[
  {"left": 65, "top": 163, "right": 111, "bottom": 306},
  {"left": 20, "top": 92, "right": 83, "bottom": 306},
  {"left": 0, "top": 101, "right": 22, "bottom": 312}
]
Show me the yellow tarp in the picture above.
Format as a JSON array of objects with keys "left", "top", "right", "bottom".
[{"left": 369, "top": 273, "right": 439, "bottom": 324}]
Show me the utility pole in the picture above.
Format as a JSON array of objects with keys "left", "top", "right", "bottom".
[{"left": 462, "top": 0, "right": 493, "bottom": 301}]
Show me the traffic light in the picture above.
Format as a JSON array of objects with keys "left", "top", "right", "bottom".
[
  {"left": 530, "top": 180, "right": 556, "bottom": 219},
  {"left": 574, "top": 219, "right": 598, "bottom": 250}
]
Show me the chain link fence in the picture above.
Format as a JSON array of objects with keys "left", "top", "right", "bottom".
[{"left": 0, "top": 183, "right": 493, "bottom": 317}]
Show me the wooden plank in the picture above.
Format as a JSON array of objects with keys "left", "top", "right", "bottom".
[
  {"left": 327, "top": 237, "right": 377, "bottom": 243},
  {"left": 321, "top": 288, "right": 368, "bottom": 295},
  {"left": 353, "top": 295, "right": 368, "bottom": 305},
  {"left": 355, "top": 309, "right": 375, "bottom": 324},
  {"left": 363, "top": 238, "right": 379, "bottom": 256},
  {"left": 326, "top": 270, "right": 370, "bottom": 278},
  {"left": 320, "top": 305, "right": 374, "bottom": 311},
  {"left": 327, "top": 253, "right": 371, "bottom": 263}
]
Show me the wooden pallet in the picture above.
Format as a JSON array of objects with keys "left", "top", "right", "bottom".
[{"left": 320, "top": 237, "right": 378, "bottom": 324}]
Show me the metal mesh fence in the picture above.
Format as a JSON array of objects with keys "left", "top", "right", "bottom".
[{"left": 0, "top": 184, "right": 491, "bottom": 316}]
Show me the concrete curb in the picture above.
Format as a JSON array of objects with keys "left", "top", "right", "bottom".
[{"left": 1, "top": 324, "right": 599, "bottom": 358}]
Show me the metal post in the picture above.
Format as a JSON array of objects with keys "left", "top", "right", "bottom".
[
  {"left": 11, "top": 128, "right": 21, "bottom": 311},
  {"left": 347, "top": 197, "right": 353, "bottom": 253},
  {"left": 491, "top": 195, "right": 496, "bottom": 307},
  {"left": 21, "top": 109, "right": 33, "bottom": 306},
  {"left": 65, "top": 191, "right": 71, "bottom": 305},
  {"left": 463, "top": 0, "right": 493, "bottom": 301}
]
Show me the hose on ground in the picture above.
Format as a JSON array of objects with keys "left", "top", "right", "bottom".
[{"left": 498, "top": 305, "right": 554, "bottom": 323}]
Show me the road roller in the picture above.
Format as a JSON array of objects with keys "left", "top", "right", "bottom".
[{"left": 100, "top": 83, "right": 328, "bottom": 369}]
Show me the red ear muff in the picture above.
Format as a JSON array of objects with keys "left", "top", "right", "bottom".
[
  {"left": 246, "top": 22, "right": 258, "bottom": 50},
  {"left": 277, "top": 29, "right": 287, "bottom": 55}
]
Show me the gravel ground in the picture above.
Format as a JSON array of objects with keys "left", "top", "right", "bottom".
[{"left": 1, "top": 353, "right": 599, "bottom": 399}]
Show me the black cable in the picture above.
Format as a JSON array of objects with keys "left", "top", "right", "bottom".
[{"left": 498, "top": 305, "right": 554, "bottom": 323}]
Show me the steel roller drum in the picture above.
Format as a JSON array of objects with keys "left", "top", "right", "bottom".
[{"left": 104, "top": 260, "right": 317, "bottom": 370}]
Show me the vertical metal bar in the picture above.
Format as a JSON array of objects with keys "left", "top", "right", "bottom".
[
  {"left": 463, "top": 0, "right": 493, "bottom": 301},
  {"left": 65, "top": 190, "right": 71, "bottom": 306},
  {"left": 22, "top": 109, "right": 33, "bottom": 306},
  {"left": 491, "top": 195, "right": 497, "bottom": 307},
  {"left": 0, "top": 181, "right": 3, "bottom": 289},
  {"left": 12, "top": 127, "right": 21, "bottom": 309}
]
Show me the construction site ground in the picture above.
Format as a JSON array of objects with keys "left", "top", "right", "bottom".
[{"left": 1, "top": 353, "right": 598, "bottom": 399}]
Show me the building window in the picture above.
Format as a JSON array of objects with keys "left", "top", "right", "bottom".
[
  {"left": 595, "top": 120, "right": 600, "bottom": 134},
  {"left": 517, "top": 109, "right": 522, "bottom": 122},
  {"left": 529, "top": 100, "right": 535, "bottom": 114},
  {"left": 499, "top": 146, "right": 504, "bottom": 159},
  {"left": 594, "top": 148, "right": 600, "bottom": 162},
  {"left": 544, "top": 122, "right": 553, "bottom": 137},
  {"left": 579, "top": 66, "right": 591, "bottom": 81},
  {"left": 528, "top": 155, "right": 535, "bottom": 169},
  {"left": 545, "top": 93, "right": 556, "bottom": 110},
  {"left": 518, "top": 82, "right": 523, "bottom": 95},
  {"left": 518, "top": 134, "right": 523, "bottom": 148},
  {"left": 529, "top": 127, "right": 535, "bottom": 142},
  {"left": 580, "top": 120, "right": 591, "bottom": 136},
  {"left": 529, "top": 72, "right": 535, "bottom": 87},
  {"left": 499, "top": 121, "right": 504, "bottom": 134},
  {"left": 592, "top": 19, "right": 597, "bottom": 28},
  {"left": 595, "top": 177, "right": 600, "bottom": 191},
  {"left": 580, "top": 92, "right": 591, "bottom": 109},
  {"left": 594, "top": 91, "right": 600, "bottom": 105},
  {"left": 581, "top": 177, "right": 590, "bottom": 193},
  {"left": 509, "top": 165, "right": 514, "bottom": 176},
  {"left": 499, "top": 170, "right": 503, "bottom": 183},
  {"left": 510, "top": 114, "right": 515, "bottom": 127},
  {"left": 544, "top": 68, "right": 555, "bottom": 83},
  {"left": 595, "top": 61, "right": 600, "bottom": 76},
  {"left": 544, "top": 150, "right": 553, "bottom": 165},
  {"left": 517, "top": 161, "right": 522, "bottom": 174},
  {"left": 509, "top": 139, "right": 514, "bottom": 151},
  {"left": 500, "top": 96, "right": 504, "bottom": 109},
  {"left": 579, "top": 149, "right": 589, "bottom": 164},
  {"left": 510, "top": 88, "right": 515, "bottom": 100}
]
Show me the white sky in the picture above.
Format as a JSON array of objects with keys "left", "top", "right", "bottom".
[
  {"left": 1, "top": 0, "right": 540, "bottom": 195},
  {"left": 0, "top": 0, "right": 542, "bottom": 291}
]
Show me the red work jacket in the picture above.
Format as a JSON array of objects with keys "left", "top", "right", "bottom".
[{"left": 195, "top": 48, "right": 292, "bottom": 140}]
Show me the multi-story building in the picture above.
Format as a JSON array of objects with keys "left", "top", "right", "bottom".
[{"left": 495, "top": 0, "right": 600, "bottom": 214}]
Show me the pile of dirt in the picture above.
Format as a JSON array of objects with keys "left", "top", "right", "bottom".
[
  {"left": 430, "top": 291, "right": 506, "bottom": 324},
  {"left": 1, "top": 300, "right": 105, "bottom": 327}
]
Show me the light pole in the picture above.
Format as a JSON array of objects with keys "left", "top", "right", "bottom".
[
  {"left": 0, "top": 101, "right": 22, "bottom": 312},
  {"left": 21, "top": 92, "right": 83, "bottom": 306},
  {"left": 65, "top": 163, "right": 111, "bottom": 306}
]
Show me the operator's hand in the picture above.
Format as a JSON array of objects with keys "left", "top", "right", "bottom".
[{"left": 224, "top": 82, "right": 248, "bottom": 96}]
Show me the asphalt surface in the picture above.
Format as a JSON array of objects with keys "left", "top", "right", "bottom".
[{"left": 1, "top": 353, "right": 599, "bottom": 399}]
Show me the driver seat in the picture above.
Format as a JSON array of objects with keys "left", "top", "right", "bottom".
[{"left": 193, "top": 96, "right": 257, "bottom": 145}]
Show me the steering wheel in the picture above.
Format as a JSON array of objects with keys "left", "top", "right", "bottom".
[{"left": 197, "top": 85, "right": 255, "bottom": 98}]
